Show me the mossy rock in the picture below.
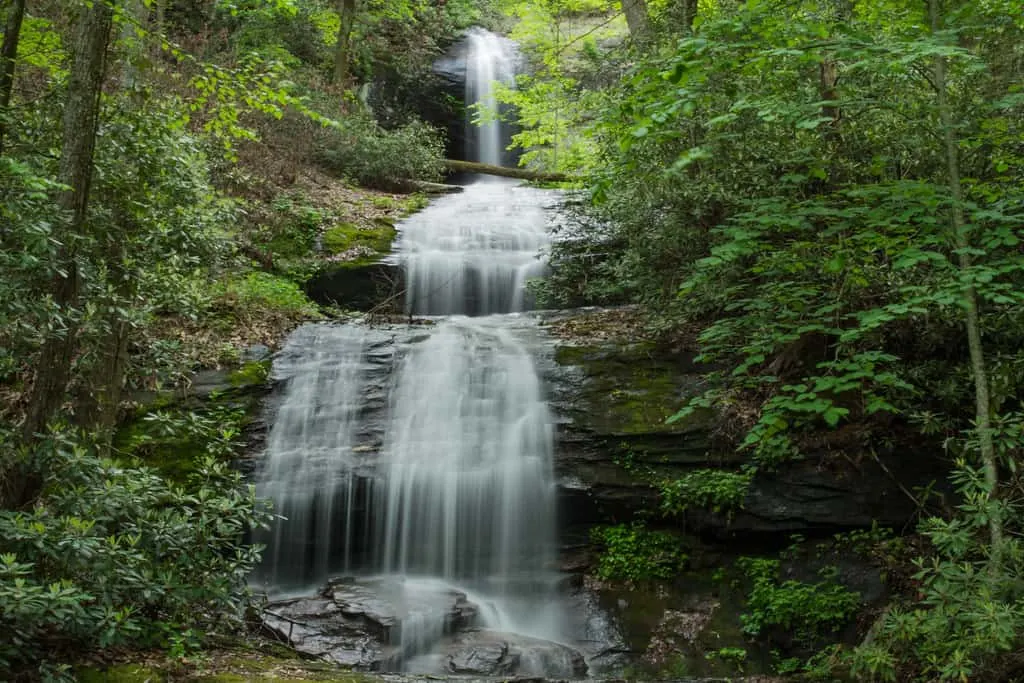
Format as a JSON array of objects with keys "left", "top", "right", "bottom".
[
  {"left": 555, "top": 342, "right": 712, "bottom": 437},
  {"left": 228, "top": 359, "right": 271, "bottom": 388},
  {"left": 113, "top": 387, "right": 262, "bottom": 482},
  {"left": 322, "top": 221, "right": 397, "bottom": 255},
  {"left": 305, "top": 261, "right": 403, "bottom": 311},
  {"left": 77, "top": 664, "right": 166, "bottom": 682}
]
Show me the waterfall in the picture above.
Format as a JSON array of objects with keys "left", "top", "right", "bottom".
[
  {"left": 465, "top": 28, "right": 517, "bottom": 167},
  {"left": 256, "top": 26, "right": 576, "bottom": 675},
  {"left": 375, "top": 319, "right": 556, "bottom": 582},
  {"left": 398, "top": 182, "right": 553, "bottom": 315}
]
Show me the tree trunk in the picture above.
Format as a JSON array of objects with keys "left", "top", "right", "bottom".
[
  {"left": 21, "top": 0, "right": 114, "bottom": 443},
  {"left": 621, "top": 0, "right": 649, "bottom": 41},
  {"left": 929, "top": 0, "right": 1002, "bottom": 565},
  {"left": 76, "top": 241, "right": 131, "bottom": 436},
  {"left": 0, "top": 0, "right": 26, "bottom": 156},
  {"left": 333, "top": 0, "right": 357, "bottom": 85},
  {"left": 443, "top": 159, "right": 571, "bottom": 182},
  {"left": 678, "top": 0, "right": 697, "bottom": 32}
]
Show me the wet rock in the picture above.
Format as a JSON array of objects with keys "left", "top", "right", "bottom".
[
  {"left": 262, "top": 595, "right": 390, "bottom": 669},
  {"left": 644, "top": 601, "right": 719, "bottom": 668},
  {"left": 241, "top": 343, "right": 272, "bottom": 363},
  {"left": 304, "top": 261, "right": 404, "bottom": 311},
  {"left": 544, "top": 321, "right": 947, "bottom": 538},
  {"left": 262, "top": 577, "right": 481, "bottom": 670},
  {"left": 443, "top": 629, "right": 588, "bottom": 678}
]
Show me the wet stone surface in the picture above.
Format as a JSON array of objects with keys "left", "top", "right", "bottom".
[{"left": 262, "top": 578, "right": 590, "bottom": 677}]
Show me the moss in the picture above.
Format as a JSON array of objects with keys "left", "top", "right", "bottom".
[
  {"left": 77, "top": 664, "right": 166, "bottom": 682},
  {"left": 555, "top": 342, "right": 698, "bottom": 435},
  {"left": 322, "top": 221, "right": 397, "bottom": 256},
  {"left": 228, "top": 359, "right": 271, "bottom": 388},
  {"left": 399, "top": 193, "right": 429, "bottom": 215},
  {"left": 193, "top": 654, "right": 376, "bottom": 682}
]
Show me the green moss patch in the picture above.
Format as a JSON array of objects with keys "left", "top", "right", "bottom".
[
  {"left": 114, "top": 391, "right": 259, "bottom": 482},
  {"left": 556, "top": 342, "right": 703, "bottom": 436},
  {"left": 77, "top": 664, "right": 166, "bottom": 682},
  {"left": 228, "top": 359, "right": 271, "bottom": 388},
  {"left": 322, "top": 220, "right": 397, "bottom": 256}
]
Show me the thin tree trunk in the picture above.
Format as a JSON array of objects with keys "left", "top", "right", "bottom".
[
  {"left": 21, "top": 0, "right": 114, "bottom": 444},
  {"left": 929, "top": 0, "right": 1002, "bottom": 565},
  {"left": 76, "top": 242, "right": 131, "bottom": 436},
  {"left": 621, "top": 0, "right": 649, "bottom": 42},
  {"left": 679, "top": 0, "right": 697, "bottom": 32},
  {"left": 0, "top": 0, "right": 26, "bottom": 156},
  {"left": 333, "top": 0, "right": 357, "bottom": 85}
]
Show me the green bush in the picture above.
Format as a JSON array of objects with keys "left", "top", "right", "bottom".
[
  {"left": 591, "top": 522, "right": 687, "bottom": 582},
  {"left": 737, "top": 557, "right": 861, "bottom": 641},
  {"left": 225, "top": 271, "right": 318, "bottom": 317},
  {"left": 0, "top": 428, "right": 270, "bottom": 679},
  {"left": 314, "top": 110, "right": 445, "bottom": 190},
  {"left": 659, "top": 469, "right": 752, "bottom": 516}
]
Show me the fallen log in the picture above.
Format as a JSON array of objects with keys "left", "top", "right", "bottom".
[{"left": 443, "top": 159, "right": 572, "bottom": 183}]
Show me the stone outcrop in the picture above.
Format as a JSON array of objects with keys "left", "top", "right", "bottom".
[
  {"left": 262, "top": 578, "right": 588, "bottom": 677},
  {"left": 542, "top": 310, "right": 947, "bottom": 539}
]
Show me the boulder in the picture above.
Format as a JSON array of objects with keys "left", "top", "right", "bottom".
[
  {"left": 304, "top": 261, "right": 404, "bottom": 312},
  {"left": 262, "top": 577, "right": 481, "bottom": 670}
]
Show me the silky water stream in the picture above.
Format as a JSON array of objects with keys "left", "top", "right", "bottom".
[{"left": 254, "top": 29, "right": 617, "bottom": 677}]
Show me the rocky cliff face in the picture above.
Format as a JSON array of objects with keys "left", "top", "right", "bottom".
[{"left": 540, "top": 309, "right": 946, "bottom": 541}]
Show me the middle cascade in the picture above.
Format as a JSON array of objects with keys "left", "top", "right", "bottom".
[{"left": 375, "top": 320, "right": 555, "bottom": 583}]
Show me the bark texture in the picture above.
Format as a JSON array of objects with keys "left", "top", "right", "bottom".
[
  {"left": 333, "top": 0, "right": 357, "bottom": 84},
  {"left": 0, "top": 0, "right": 26, "bottom": 155},
  {"left": 22, "top": 0, "right": 114, "bottom": 443},
  {"left": 621, "top": 0, "right": 649, "bottom": 41},
  {"left": 444, "top": 159, "right": 570, "bottom": 182}
]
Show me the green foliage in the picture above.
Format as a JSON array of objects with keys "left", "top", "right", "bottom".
[
  {"left": 0, "top": 429, "right": 270, "bottom": 679},
  {"left": 847, "top": 455, "right": 1024, "bottom": 682},
  {"left": 705, "top": 646, "right": 747, "bottom": 670},
  {"left": 322, "top": 220, "right": 397, "bottom": 255},
  {"left": 659, "top": 469, "right": 752, "bottom": 516},
  {"left": 314, "top": 110, "right": 445, "bottom": 189},
  {"left": 736, "top": 557, "right": 861, "bottom": 642},
  {"left": 590, "top": 522, "right": 687, "bottom": 582},
  {"left": 222, "top": 272, "right": 319, "bottom": 317},
  {"left": 117, "top": 401, "right": 252, "bottom": 480}
]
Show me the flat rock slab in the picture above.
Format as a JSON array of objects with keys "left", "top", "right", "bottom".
[
  {"left": 262, "top": 595, "right": 390, "bottom": 668},
  {"left": 263, "top": 577, "right": 480, "bottom": 670}
]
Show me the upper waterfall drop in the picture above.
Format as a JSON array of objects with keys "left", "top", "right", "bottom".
[
  {"left": 464, "top": 28, "right": 518, "bottom": 167},
  {"left": 395, "top": 27, "right": 552, "bottom": 317}
]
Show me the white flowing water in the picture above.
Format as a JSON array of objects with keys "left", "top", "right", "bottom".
[
  {"left": 398, "top": 181, "right": 553, "bottom": 315},
  {"left": 375, "top": 319, "right": 555, "bottom": 581},
  {"left": 256, "top": 28, "right": 578, "bottom": 674},
  {"left": 465, "top": 28, "right": 517, "bottom": 167}
]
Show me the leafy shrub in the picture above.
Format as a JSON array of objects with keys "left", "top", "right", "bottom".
[
  {"left": 224, "top": 271, "right": 318, "bottom": 317},
  {"left": 314, "top": 110, "right": 445, "bottom": 190},
  {"left": 0, "top": 428, "right": 270, "bottom": 679},
  {"left": 659, "top": 469, "right": 752, "bottom": 516},
  {"left": 847, "top": 458, "right": 1024, "bottom": 682},
  {"left": 737, "top": 557, "right": 861, "bottom": 641},
  {"left": 591, "top": 522, "right": 687, "bottom": 582}
]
